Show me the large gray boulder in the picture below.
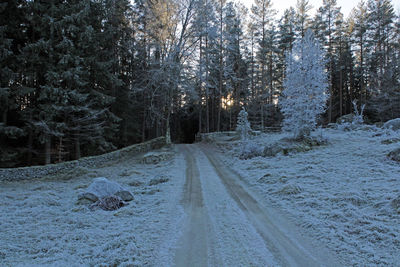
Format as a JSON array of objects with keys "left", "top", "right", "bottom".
[
  {"left": 383, "top": 118, "right": 400, "bottom": 131},
  {"left": 78, "top": 177, "right": 134, "bottom": 205}
]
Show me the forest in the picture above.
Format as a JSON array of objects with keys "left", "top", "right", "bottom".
[{"left": 0, "top": 0, "right": 399, "bottom": 167}]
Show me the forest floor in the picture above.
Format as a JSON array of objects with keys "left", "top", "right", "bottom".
[{"left": 1, "top": 127, "right": 399, "bottom": 266}]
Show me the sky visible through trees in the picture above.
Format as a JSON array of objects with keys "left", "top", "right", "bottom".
[{"left": 0, "top": 0, "right": 399, "bottom": 167}]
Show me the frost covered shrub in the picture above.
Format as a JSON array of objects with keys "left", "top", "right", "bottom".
[
  {"left": 236, "top": 107, "right": 251, "bottom": 141},
  {"left": 279, "top": 30, "right": 329, "bottom": 139},
  {"left": 352, "top": 100, "right": 365, "bottom": 125},
  {"left": 239, "top": 141, "right": 263, "bottom": 159}
]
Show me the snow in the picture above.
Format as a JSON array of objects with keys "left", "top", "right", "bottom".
[
  {"left": 219, "top": 127, "right": 400, "bottom": 265},
  {"left": 193, "top": 147, "right": 278, "bottom": 266},
  {"left": 0, "top": 148, "right": 185, "bottom": 266},
  {"left": 1, "top": 127, "right": 399, "bottom": 266}
]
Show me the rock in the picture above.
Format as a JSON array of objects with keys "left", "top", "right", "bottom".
[
  {"left": 326, "top": 123, "right": 337, "bottom": 129},
  {"left": 90, "top": 196, "right": 127, "bottom": 211},
  {"left": 391, "top": 196, "right": 400, "bottom": 213},
  {"left": 263, "top": 136, "right": 323, "bottom": 157},
  {"left": 77, "top": 192, "right": 99, "bottom": 204},
  {"left": 257, "top": 173, "right": 275, "bottom": 184},
  {"left": 381, "top": 138, "right": 400, "bottom": 145},
  {"left": 77, "top": 177, "right": 134, "bottom": 204},
  {"left": 115, "top": 190, "right": 134, "bottom": 201},
  {"left": 277, "top": 184, "right": 302, "bottom": 195},
  {"left": 128, "top": 180, "right": 143, "bottom": 187},
  {"left": 149, "top": 175, "right": 169, "bottom": 186},
  {"left": 383, "top": 118, "right": 400, "bottom": 131},
  {"left": 263, "top": 144, "right": 284, "bottom": 157},
  {"left": 388, "top": 148, "right": 400, "bottom": 162},
  {"left": 142, "top": 152, "right": 172, "bottom": 164},
  {"left": 336, "top": 114, "right": 354, "bottom": 124}
]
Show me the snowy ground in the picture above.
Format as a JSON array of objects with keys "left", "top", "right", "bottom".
[
  {"left": 1, "top": 127, "right": 399, "bottom": 266},
  {"left": 0, "top": 148, "right": 186, "bottom": 266},
  {"left": 218, "top": 127, "right": 400, "bottom": 266}
]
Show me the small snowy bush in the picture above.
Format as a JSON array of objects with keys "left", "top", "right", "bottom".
[
  {"left": 239, "top": 141, "right": 263, "bottom": 159},
  {"left": 352, "top": 100, "right": 365, "bottom": 125},
  {"left": 279, "top": 30, "right": 329, "bottom": 139},
  {"left": 236, "top": 107, "right": 251, "bottom": 141}
]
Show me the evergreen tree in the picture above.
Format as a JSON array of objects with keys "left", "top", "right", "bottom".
[
  {"left": 224, "top": 2, "right": 248, "bottom": 130},
  {"left": 295, "top": 0, "right": 313, "bottom": 38},
  {"left": 312, "top": 0, "right": 342, "bottom": 122},
  {"left": 250, "top": 0, "right": 276, "bottom": 130}
]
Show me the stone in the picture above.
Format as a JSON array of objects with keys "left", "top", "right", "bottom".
[
  {"left": 115, "top": 190, "right": 134, "bottom": 201},
  {"left": 262, "top": 136, "right": 325, "bottom": 157},
  {"left": 90, "top": 195, "right": 126, "bottom": 211},
  {"left": 381, "top": 138, "right": 400, "bottom": 145},
  {"left": 263, "top": 144, "right": 284, "bottom": 157},
  {"left": 336, "top": 114, "right": 354, "bottom": 124},
  {"left": 77, "top": 177, "right": 134, "bottom": 204},
  {"left": 148, "top": 175, "right": 169, "bottom": 186},
  {"left": 391, "top": 196, "right": 400, "bottom": 213},
  {"left": 277, "top": 184, "right": 302, "bottom": 195},
  {"left": 388, "top": 148, "right": 400, "bottom": 162},
  {"left": 326, "top": 123, "right": 337, "bottom": 129},
  {"left": 142, "top": 152, "right": 172, "bottom": 164},
  {"left": 78, "top": 192, "right": 99, "bottom": 204},
  {"left": 383, "top": 118, "right": 400, "bottom": 131}
]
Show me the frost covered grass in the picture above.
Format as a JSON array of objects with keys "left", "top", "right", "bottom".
[
  {"left": 0, "top": 148, "right": 185, "bottom": 266},
  {"left": 220, "top": 127, "right": 400, "bottom": 265}
]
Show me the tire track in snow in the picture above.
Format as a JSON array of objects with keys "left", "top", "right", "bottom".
[
  {"left": 200, "top": 143, "right": 340, "bottom": 267},
  {"left": 174, "top": 145, "right": 209, "bottom": 267}
]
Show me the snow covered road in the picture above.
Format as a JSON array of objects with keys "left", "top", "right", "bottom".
[
  {"left": 173, "top": 144, "right": 340, "bottom": 266},
  {"left": 175, "top": 145, "right": 208, "bottom": 266}
]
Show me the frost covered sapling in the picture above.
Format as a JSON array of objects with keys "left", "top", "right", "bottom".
[
  {"left": 236, "top": 107, "right": 251, "bottom": 141},
  {"left": 352, "top": 100, "right": 365, "bottom": 125},
  {"left": 236, "top": 108, "right": 261, "bottom": 159},
  {"left": 279, "top": 29, "right": 329, "bottom": 139}
]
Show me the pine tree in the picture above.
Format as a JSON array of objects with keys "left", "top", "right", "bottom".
[
  {"left": 250, "top": 0, "right": 276, "bottom": 130},
  {"left": 295, "top": 0, "right": 313, "bottom": 38},
  {"left": 0, "top": 1, "right": 27, "bottom": 165},
  {"left": 224, "top": 2, "right": 248, "bottom": 130},
  {"left": 366, "top": 0, "right": 395, "bottom": 95},
  {"left": 312, "top": 0, "right": 342, "bottom": 122},
  {"left": 280, "top": 30, "right": 329, "bottom": 139},
  {"left": 348, "top": 1, "right": 368, "bottom": 103},
  {"left": 277, "top": 7, "right": 296, "bottom": 93}
]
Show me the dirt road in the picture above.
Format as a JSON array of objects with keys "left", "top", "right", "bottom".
[{"left": 174, "top": 144, "right": 340, "bottom": 266}]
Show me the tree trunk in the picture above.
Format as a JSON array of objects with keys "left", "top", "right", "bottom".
[
  {"left": 45, "top": 135, "right": 51, "bottom": 165},
  {"left": 27, "top": 110, "right": 33, "bottom": 166},
  {"left": 199, "top": 36, "right": 203, "bottom": 134},
  {"left": 0, "top": 109, "right": 7, "bottom": 147},
  {"left": 340, "top": 68, "right": 343, "bottom": 117},
  {"left": 2, "top": 109, "right": 7, "bottom": 125},
  {"left": 261, "top": 102, "right": 264, "bottom": 131},
  {"left": 217, "top": 0, "right": 223, "bottom": 132},
  {"left": 166, "top": 113, "right": 171, "bottom": 145},
  {"left": 75, "top": 137, "right": 81, "bottom": 160},
  {"left": 206, "top": 36, "right": 210, "bottom": 133}
]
